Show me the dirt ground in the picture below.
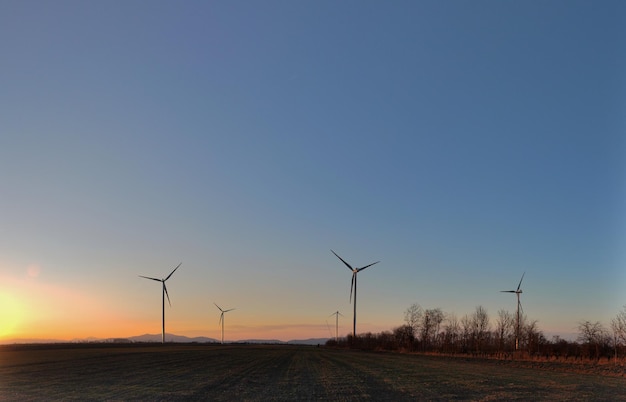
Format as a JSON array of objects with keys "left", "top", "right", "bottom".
[{"left": 1, "top": 344, "right": 625, "bottom": 401}]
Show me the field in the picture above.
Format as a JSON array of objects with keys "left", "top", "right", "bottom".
[{"left": 1, "top": 344, "right": 626, "bottom": 401}]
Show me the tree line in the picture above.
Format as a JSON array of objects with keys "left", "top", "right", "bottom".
[{"left": 326, "top": 303, "right": 626, "bottom": 362}]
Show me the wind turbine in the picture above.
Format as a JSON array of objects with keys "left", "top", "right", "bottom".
[
  {"left": 329, "top": 310, "right": 344, "bottom": 342},
  {"left": 139, "top": 263, "right": 181, "bottom": 344},
  {"left": 214, "top": 303, "right": 235, "bottom": 344},
  {"left": 500, "top": 272, "right": 525, "bottom": 351},
  {"left": 331, "top": 250, "right": 379, "bottom": 338}
]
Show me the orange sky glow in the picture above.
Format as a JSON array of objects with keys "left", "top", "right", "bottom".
[{"left": 0, "top": 270, "right": 372, "bottom": 342}]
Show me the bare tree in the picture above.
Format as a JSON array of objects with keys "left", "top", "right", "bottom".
[
  {"left": 578, "top": 320, "right": 608, "bottom": 359},
  {"left": 611, "top": 305, "right": 626, "bottom": 346},
  {"left": 420, "top": 308, "right": 444, "bottom": 350},
  {"left": 495, "top": 309, "right": 514, "bottom": 352},
  {"left": 524, "top": 319, "right": 543, "bottom": 355},
  {"left": 404, "top": 303, "right": 423, "bottom": 340},
  {"left": 471, "top": 306, "right": 490, "bottom": 353},
  {"left": 611, "top": 305, "right": 626, "bottom": 359},
  {"left": 431, "top": 308, "right": 445, "bottom": 339},
  {"left": 578, "top": 320, "right": 606, "bottom": 343},
  {"left": 443, "top": 313, "right": 460, "bottom": 353},
  {"left": 460, "top": 313, "right": 473, "bottom": 353}
]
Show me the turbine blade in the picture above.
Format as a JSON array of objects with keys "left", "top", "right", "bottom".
[
  {"left": 225, "top": 308, "right": 235, "bottom": 313},
  {"left": 165, "top": 262, "right": 182, "bottom": 281},
  {"left": 349, "top": 273, "right": 355, "bottom": 303},
  {"left": 214, "top": 302, "right": 224, "bottom": 312},
  {"left": 139, "top": 275, "right": 161, "bottom": 282},
  {"left": 219, "top": 312, "right": 224, "bottom": 326},
  {"left": 164, "top": 283, "right": 171, "bottom": 307},
  {"left": 357, "top": 261, "right": 380, "bottom": 272},
  {"left": 338, "top": 311, "right": 344, "bottom": 317},
  {"left": 517, "top": 272, "right": 525, "bottom": 291},
  {"left": 331, "top": 250, "right": 354, "bottom": 271},
  {"left": 501, "top": 290, "right": 516, "bottom": 293}
]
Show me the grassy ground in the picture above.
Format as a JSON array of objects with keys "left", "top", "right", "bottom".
[{"left": 1, "top": 344, "right": 625, "bottom": 401}]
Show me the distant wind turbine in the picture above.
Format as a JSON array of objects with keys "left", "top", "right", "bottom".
[
  {"left": 331, "top": 250, "right": 379, "bottom": 338},
  {"left": 329, "top": 310, "right": 344, "bottom": 342},
  {"left": 500, "top": 272, "right": 525, "bottom": 351},
  {"left": 139, "top": 263, "right": 181, "bottom": 344},
  {"left": 214, "top": 303, "right": 235, "bottom": 344}
]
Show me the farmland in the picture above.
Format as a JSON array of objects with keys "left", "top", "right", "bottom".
[{"left": 1, "top": 344, "right": 625, "bottom": 401}]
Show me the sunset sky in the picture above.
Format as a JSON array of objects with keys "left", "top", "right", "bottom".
[{"left": 1, "top": 1, "right": 625, "bottom": 343}]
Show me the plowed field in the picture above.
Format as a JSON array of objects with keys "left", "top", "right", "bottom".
[{"left": 1, "top": 344, "right": 625, "bottom": 401}]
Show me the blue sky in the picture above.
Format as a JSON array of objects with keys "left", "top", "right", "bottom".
[{"left": 1, "top": 0, "right": 625, "bottom": 341}]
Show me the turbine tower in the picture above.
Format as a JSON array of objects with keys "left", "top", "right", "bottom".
[
  {"left": 214, "top": 303, "right": 235, "bottom": 344},
  {"left": 329, "top": 310, "right": 344, "bottom": 342},
  {"left": 331, "top": 250, "right": 379, "bottom": 338},
  {"left": 500, "top": 272, "right": 525, "bottom": 351},
  {"left": 139, "top": 263, "right": 181, "bottom": 344}
]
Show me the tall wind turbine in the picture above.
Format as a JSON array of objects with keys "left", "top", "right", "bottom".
[
  {"left": 331, "top": 250, "right": 379, "bottom": 338},
  {"left": 329, "top": 310, "right": 344, "bottom": 342},
  {"left": 139, "top": 263, "right": 181, "bottom": 344},
  {"left": 500, "top": 272, "right": 525, "bottom": 351},
  {"left": 214, "top": 303, "right": 235, "bottom": 344}
]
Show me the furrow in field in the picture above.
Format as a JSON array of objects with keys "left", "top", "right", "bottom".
[
  {"left": 315, "top": 349, "right": 418, "bottom": 401},
  {"left": 189, "top": 346, "right": 297, "bottom": 400},
  {"left": 269, "top": 346, "right": 329, "bottom": 400}
]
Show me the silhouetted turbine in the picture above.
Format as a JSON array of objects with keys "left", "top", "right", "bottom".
[
  {"left": 329, "top": 310, "right": 344, "bottom": 342},
  {"left": 214, "top": 302, "right": 235, "bottom": 344},
  {"left": 331, "top": 250, "right": 379, "bottom": 338},
  {"left": 501, "top": 272, "right": 525, "bottom": 351},
  {"left": 139, "top": 263, "right": 181, "bottom": 344}
]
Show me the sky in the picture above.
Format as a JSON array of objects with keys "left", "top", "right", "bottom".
[{"left": 1, "top": 0, "right": 625, "bottom": 343}]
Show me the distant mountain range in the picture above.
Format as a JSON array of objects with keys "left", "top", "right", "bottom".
[
  {"left": 1, "top": 334, "right": 329, "bottom": 346},
  {"left": 127, "top": 333, "right": 218, "bottom": 343},
  {"left": 242, "top": 338, "right": 329, "bottom": 345}
]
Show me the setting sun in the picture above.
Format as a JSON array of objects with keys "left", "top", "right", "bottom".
[{"left": 0, "top": 291, "right": 23, "bottom": 339}]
